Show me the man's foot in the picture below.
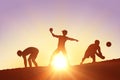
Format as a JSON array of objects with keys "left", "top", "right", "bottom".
[
  {"left": 101, "top": 56, "right": 105, "bottom": 59},
  {"left": 48, "top": 63, "right": 52, "bottom": 67},
  {"left": 80, "top": 62, "right": 83, "bottom": 65}
]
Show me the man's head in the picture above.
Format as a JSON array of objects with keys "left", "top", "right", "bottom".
[
  {"left": 95, "top": 40, "right": 100, "bottom": 45},
  {"left": 17, "top": 50, "right": 22, "bottom": 57},
  {"left": 62, "top": 30, "right": 67, "bottom": 36}
]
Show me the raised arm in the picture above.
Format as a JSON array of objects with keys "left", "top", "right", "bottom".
[{"left": 49, "top": 28, "right": 59, "bottom": 38}]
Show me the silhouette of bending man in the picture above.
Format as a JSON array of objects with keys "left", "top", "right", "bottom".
[
  {"left": 81, "top": 40, "right": 105, "bottom": 64},
  {"left": 49, "top": 28, "right": 78, "bottom": 65},
  {"left": 17, "top": 47, "right": 39, "bottom": 67}
]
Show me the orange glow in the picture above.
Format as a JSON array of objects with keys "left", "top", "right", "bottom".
[{"left": 51, "top": 54, "right": 67, "bottom": 70}]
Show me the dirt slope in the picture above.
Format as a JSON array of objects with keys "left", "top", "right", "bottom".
[{"left": 0, "top": 59, "right": 120, "bottom": 80}]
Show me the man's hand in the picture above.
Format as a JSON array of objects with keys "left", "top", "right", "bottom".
[
  {"left": 49, "top": 28, "right": 53, "bottom": 33},
  {"left": 76, "top": 40, "right": 79, "bottom": 42}
]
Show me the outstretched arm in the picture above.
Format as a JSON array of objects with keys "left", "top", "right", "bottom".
[{"left": 67, "top": 37, "right": 78, "bottom": 42}]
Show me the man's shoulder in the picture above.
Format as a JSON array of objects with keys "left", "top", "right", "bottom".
[{"left": 89, "top": 43, "right": 98, "bottom": 47}]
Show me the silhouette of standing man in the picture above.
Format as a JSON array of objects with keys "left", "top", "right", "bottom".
[
  {"left": 81, "top": 40, "right": 105, "bottom": 64},
  {"left": 17, "top": 47, "right": 39, "bottom": 68},
  {"left": 49, "top": 28, "right": 78, "bottom": 65}
]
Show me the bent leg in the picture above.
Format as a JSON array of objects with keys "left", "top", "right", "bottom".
[
  {"left": 28, "top": 56, "right": 32, "bottom": 67},
  {"left": 91, "top": 55, "right": 96, "bottom": 63},
  {"left": 49, "top": 49, "right": 60, "bottom": 65},
  {"left": 80, "top": 52, "right": 89, "bottom": 64},
  {"left": 62, "top": 49, "right": 70, "bottom": 65},
  {"left": 32, "top": 53, "right": 38, "bottom": 67},
  {"left": 32, "top": 59, "right": 38, "bottom": 67},
  {"left": 80, "top": 57, "right": 86, "bottom": 64}
]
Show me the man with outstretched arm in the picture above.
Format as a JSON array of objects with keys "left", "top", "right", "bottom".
[{"left": 49, "top": 28, "right": 78, "bottom": 66}]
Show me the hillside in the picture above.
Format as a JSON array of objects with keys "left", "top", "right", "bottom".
[{"left": 0, "top": 58, "right": 120, "bottom": 80}]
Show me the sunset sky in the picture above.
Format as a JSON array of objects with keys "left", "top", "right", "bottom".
[{"left": 0, "top": 0, "right": 120, "bottom": 70}]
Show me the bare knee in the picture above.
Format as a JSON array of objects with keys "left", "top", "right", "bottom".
[{"left": 32, "top": 59, "right": 35, "bottom": 62}]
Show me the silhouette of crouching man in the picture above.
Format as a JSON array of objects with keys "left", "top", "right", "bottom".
[
  {"left": 81, "top": 40, "right": 105, "bottom": 64},
  {"left": 17, "top": 47, "right": 39, "bottom": 68}
]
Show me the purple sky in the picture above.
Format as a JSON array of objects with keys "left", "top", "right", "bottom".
[{"left": 0, "top": 0, "right": 120, "bottom": 69}]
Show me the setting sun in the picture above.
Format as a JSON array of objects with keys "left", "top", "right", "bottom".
[{"left": 51, "top": 54, "right": 68, "bottom": 70}]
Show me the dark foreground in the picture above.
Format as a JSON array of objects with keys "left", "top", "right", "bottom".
[{"left": 0, "top": 59, "right": 120, "bottom": 80}]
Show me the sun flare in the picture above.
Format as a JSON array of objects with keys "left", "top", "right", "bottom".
[{"left": 52, "top": 54, "right": 68, "bottom": 70}]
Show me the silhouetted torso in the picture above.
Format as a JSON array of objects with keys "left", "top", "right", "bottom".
[
  {"left": 86, "top": 44, "right": 99, "bottom": 54},
  {"left": 49, "top": 28, "right": 78, "bottom": 65},
  {"left": 22, "top": 47, "right": 39, "bottom": 56},
  {"left": 81, "top": 40, "right": 105, "bottom": 64},
  {"left": 57, "top": 36, "right": 68, "bottom": 49}
]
